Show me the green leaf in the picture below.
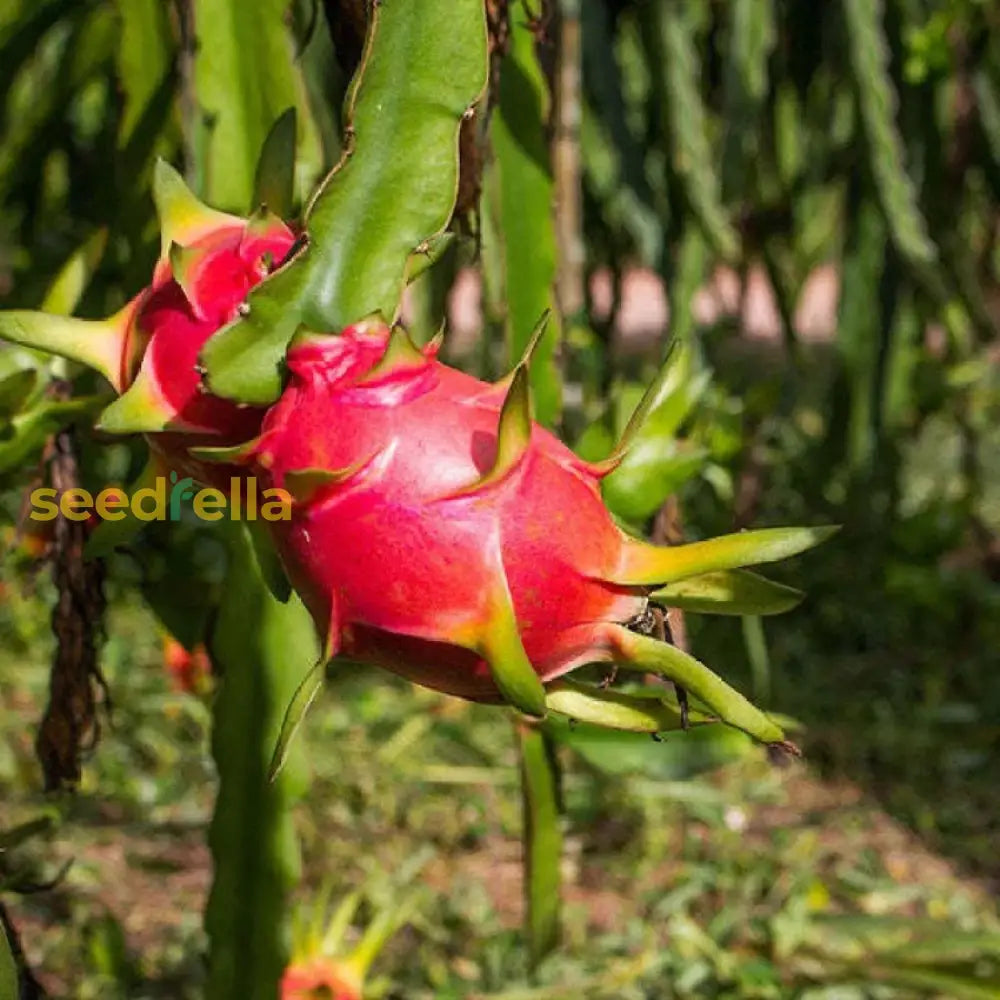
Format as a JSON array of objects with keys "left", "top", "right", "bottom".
[
  {"left": 617, "top": 345, "right": 709, "bottom": 446},
  {"left": 0, "top": 312, "right": 127, "bottom": 390},
  {"left": 0, "top": 920, "right": 16, "bottom": 1000},
  {"left": 201, "top": 0, "right": 489, "bottom": 404},
  {"left": 480, "top": 574, "right": 547, "bottom": 719},
  {"left": 84, "top": 457, "right": 161, "bottom": 559},
  {"left": 974, "top": 66, "right": 1000, "bottom": 173},
  {"left": 137, "top": 522, "right": 224, "bottom": 650},
  {"left": 490, "top": 12, "right": 561, "bottom": 426},
  {"left": 603, "top": 443, "right": 707, "bottom": 524},
  {"left": 580, "top": 1, "right": 660, "bottom": 264},
  {"left": 253, "top": 107, "right": 297, "bottom": 218},
  {"left": 0, "top": 0, "right": 76, "bottom": 125},
  {"left": 720, "top": 0, "right": 776, "bottom": 198},
  {"left": 347, "top": 899, "right": 423, "bottom": 984},
  {"left": 641, "top": 2, "right": 739, "bottom": 262},
  {"left": 546, "top": 712, "right": 753, "bottom": 781},
  {"left": 96, "top": 368, "right": 178, "bottom": 434},
  {"left": 114, "top": 0, "right": 176, "bottom": 151},
  {"left": 600, "top": 338, "right": 711, "bottom": 522},
  {"left": 842, "top": 0, "right": 937, "bottom": 270},
  {"left": 544, "top": 679, "right": 711, "bottom": 734},
  {"left": 615, "top": 525, "right": 840, "bottom": 587},
  {"left": 837, "top": 194, "right": 887, "bottom": 475},
  {"left": 661, "top": 225, "right": 709, "bottom": 348},
  {"left": 651, "top": 569, "right": 804, "bottom": 616},
  {"left": 0, "top": 369, "right": 38, "bottom": 416},
  {"left": 191, "top": 0, "right": 304, "bottom": 211},
  {"left": 0, "top": 4, "right": 117, "bottom": 205},
  {"left": 842, "top": 0, "right": 972, "bottom": 342},
  {"left": 246, "top": 518, "right": 292, "bottom": 604},
  {"left": 0, "top": 396, "right": 107, "bottom": 475},
  {"left": 268, "top": 657, "right": 326, "bottom": 782},
  {"left": 41, "top": 228, "right": 109, "bottom": 316},
  {"left": 452, "top": 365, "right": 533, "bottom": 495},
  {"left": 611, "top": 626, "right": 789, "bottom": 747},
  {"left": 153, "top": 159, "right": 241, "bottom": 257},
  {"left": 404, "top": 231, "right": 456, "bottom": 287}
]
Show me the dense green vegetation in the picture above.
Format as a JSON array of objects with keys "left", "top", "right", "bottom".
[{"left": 1, "top": 0, "right": 998, "bottom": 997}]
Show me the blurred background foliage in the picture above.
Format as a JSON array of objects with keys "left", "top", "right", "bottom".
[{"left": 1, "top": 0, "right": 999, "bottom": 996}]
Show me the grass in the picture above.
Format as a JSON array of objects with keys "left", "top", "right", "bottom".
[{"left": 2, "top": 565, "right": 999, "bottom": 999}]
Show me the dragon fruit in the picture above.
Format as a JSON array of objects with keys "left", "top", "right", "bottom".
[
  {"left": 279, "top": 879, "right": 418, "bottom": 1000},
  {"left": 0, "top": 161, "right": 295, "bottom": 486},
  {"left": 199, "top": 321, "right": 831, "bottom": 750},
  {"left": 0, "top": 162, "right": 828, "bottom": 749},
  {"left": 280, "top": 958, "right": 361, "bottom": 1000},
  {"left": 162, "top": 635, "right": 213, "bottom": 695}
]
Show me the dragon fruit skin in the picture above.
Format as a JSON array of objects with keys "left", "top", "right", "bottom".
[
  {"left": 251, "top": 323, "right": 643, "bottom": 704},
  {"left": 0, "top": 162, "right": 295, "bottom": 487},
  {"left": 138, "top": 221, "right": 295, "bottom": 433},
  {"left": 120, "top": 214, "right": 296, "bottom": 484},
  {"left": 0, "top": 152, "right": 823, "bottom": 746},
  {"left": 226, "top": 322, "right": 823, "bottom": 747},
  {"left": 280, "top": 957, "right": 361, "bottom": 1000}
]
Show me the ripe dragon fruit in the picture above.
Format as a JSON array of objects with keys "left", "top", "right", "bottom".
[
  {"left": 280, "top": 958, "right": 362, "bottom": 1000},
  {"left": 0, "top": 161, "right": 830, "bottom": 751},
  {"left": 280, "top": 874, "right": 420, "bottom": 1000},
  {"left": 162, "top": 634, "right": 213, "bottom": 695},
  {"left": 194, "top": 321, "right": 833, "bottom": 752},
  {"left": 0, "top": 161, "right": 295, "bottom": 486}
]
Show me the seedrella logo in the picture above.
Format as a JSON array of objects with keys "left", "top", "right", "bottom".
[{"left": 29, "top": 474, "right": 293, "bottom": 523}]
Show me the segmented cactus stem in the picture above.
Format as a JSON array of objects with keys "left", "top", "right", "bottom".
[
  {"left": 492, "top": 9, "right": 562, "bottom": 425},
  {"left": 205, "top": 527, "right": 317, "bottom": 999},
  {"left": 842, "top": 0, "right": 937, "bottom": 269},
  {"left": 518, "top": 723, "right": 562, "bottom": 968},
  {"left": 721, "top": 0, "right": 776, "bottom": 196},
  {"left": 652, "top": 3, "right": 740, "bottom": 262}
]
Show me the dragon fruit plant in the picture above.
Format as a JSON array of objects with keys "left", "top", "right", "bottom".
[
  {"left": 194, "top": 318, "right": 831, "bottom": 761},
  {"left": 0, "top": 161, "right": 295, "bottom": 490},
  {"left": 1, "top": 176, "right": 829, "bottom": 751},
  {"left": 0, "top": 4, "right": 827, "bottom": 759},
  {"left": 0, "top": 0, "right": 834, "bottom": 991},
  {"left": 162, "top": 633, "right": 213, "bottom": 696},
  {"left": 281, "top": 879, "right": 422, "bottom": 1000}
]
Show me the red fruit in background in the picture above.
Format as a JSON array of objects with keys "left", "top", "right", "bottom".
[
  {"left": 125, "top": 216, "right": 293, "bottom": 481},
  {"left": 98, "top": 169, "right": 295, "bottom": 486},
  {"left": 162, "top": 636, "right": 212, "bottom": 695},
  {"left": 279, "top": 881, "right": 416, "bottom": 1000},
  {"left": 0, "top": 161, "right": 295, "bottom": 487},
  {"left": 4, "top": 517, "right": 53, "bottom": 560},
  {"left": 280, "top": 957, "right": 362, "bottom": 1000}
]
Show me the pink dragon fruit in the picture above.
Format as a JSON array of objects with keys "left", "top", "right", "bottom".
[
  {"left": 0, "top": 161, "right": 295, "bottom": 486},
  {"left": 201, "top": 322, "right": 831, "bottom": 749},
  {"left": 162, "top": 634, "right": 213, "bottom": 695},
  {"left": 280, "top": 957, "right": 361, "bottom": 1000},
  {"left": 0, "top": 162, "right": 828, "bottom": 748},
  {"left": 279, "top": 873, "right": 419, "bottom": 1000}
]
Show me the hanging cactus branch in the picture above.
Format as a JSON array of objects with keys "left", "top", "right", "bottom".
[{"left": 200, "top": 0, "right": 490, "bottom": 404}]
